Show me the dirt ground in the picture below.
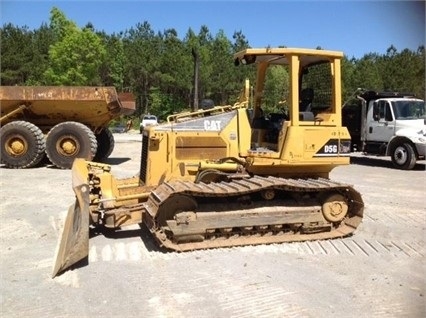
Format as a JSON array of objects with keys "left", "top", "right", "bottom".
[{"left": 1, "top": 132, "right": 425, "bottom": 318}]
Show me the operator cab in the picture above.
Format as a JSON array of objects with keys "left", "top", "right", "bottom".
[{"left": 234, "top": 48, "right": 344, "bottom": 154}]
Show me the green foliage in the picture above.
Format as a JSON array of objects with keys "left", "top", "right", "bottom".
[
  {"left": 49, "top": 7, "right": 77, "bottom": 40},
  {"left": 211, "top": 30, "right": 245, "bottom": 105},
  {"left": 43, "top": 29, "right": 106, "bottom": 85},
  {"left": 341, "top": 56, "right": 357, "bottom": 101},
  {"left": 1, "top": 24, "right": 32, "bottom": 84},
  {"left": 1, "top": 7, "right": 424, "bottom": 114},
  {"left": 351, "top": 53, "right": 383, "bottom": 91},
  {"left": 42, "top": 7, "right": 106, "bottom": 85},
  {"left": 98, "top": 32, "right": 126, "bottom": 89},
  {"left": 380, "top": 46, "right": 425, "bottom": 98},
  {"left": 263, "top": 66, "right": 289, "bottom": 114},
  {"left": 147, "top": 87, "right": 186, "bottom": 118}
]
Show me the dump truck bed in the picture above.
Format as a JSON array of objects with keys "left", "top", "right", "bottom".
[{"left": 0, "top": 86, "right": 135, "bottom": 131}]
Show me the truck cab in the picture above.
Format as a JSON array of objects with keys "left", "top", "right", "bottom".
[
  {"left": 140, "top": 114, "right": 158, "bottom": 133},
  {"left": 343, "top": 90, "right": 425, "bottom": 169}
]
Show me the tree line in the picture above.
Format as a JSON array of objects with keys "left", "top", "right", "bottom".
[{"left": 1, "top": 7, "right": 424, "bottom": 121}]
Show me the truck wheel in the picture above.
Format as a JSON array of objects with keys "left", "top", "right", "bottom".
[
  {"left": 46, "top": 122, "right": 97, "bottom": 169},
  {"left": 94, "top": 128, "right": 115, "bottom": 161},
  {"left": 391, "top": 142, "right": 416, "bottom": 170},
  {"left": 0, "top": 121, "right": 46, "bottom": 168}
]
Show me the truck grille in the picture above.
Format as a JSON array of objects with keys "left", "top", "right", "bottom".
[{"left": 139, "top": 134, "right": 149, "bottom": 184}]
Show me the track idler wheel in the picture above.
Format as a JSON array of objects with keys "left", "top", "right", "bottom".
[
  {"left": 261, "top": 189, "right": 275, "bottom": 200},
  {"left": 321, "top": 193, "right": 348, "bottom": 223},
  {"left": 156, "top": 194, "right": 198, "bottom": 226},
  {"left": 157, "top": 195, "right": 205, "bottom": 243}
]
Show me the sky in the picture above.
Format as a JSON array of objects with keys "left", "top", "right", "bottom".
[{"left": 1, "top": 0, "right": 425, "bottom": 59}]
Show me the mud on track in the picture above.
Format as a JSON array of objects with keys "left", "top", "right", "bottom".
[{"left": 1, "top": 132, "right": 425, "bottom": 318}]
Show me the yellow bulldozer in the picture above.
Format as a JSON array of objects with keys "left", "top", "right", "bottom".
[{"left": 53, "top": 47, "right": 364, "bottom": 277}]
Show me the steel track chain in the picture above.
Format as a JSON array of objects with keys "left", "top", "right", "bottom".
[{"left": 144, "top": 176, "right": 364, "bottom": 251}]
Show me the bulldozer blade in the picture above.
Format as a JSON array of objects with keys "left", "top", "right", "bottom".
[{"left": 52, "top": 160, "right": 91, "bottom": 278}]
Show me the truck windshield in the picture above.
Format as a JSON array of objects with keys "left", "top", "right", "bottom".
[{"left": 392, "top": 100, "right": 425, "bottom": 120}]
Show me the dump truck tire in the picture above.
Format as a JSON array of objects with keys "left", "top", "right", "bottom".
[
  {"left": 0, "top": 121, "right": 46, "bottom": 169},
  {"left": 390, "top": 142, "right": 416, "bottom": 170},
  {"left": 94, "top": 128, "right": 115, "bottom": 161},
  {"left": 46, "top": 121, "right": 97, "bottom": 169}
]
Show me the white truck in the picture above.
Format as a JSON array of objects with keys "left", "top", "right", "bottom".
[
  {"left": 342, "top": 90, "right": 425, "bottom": 170},
  {"left": 139, "top": 114, "right": 158, "bottom": 133}
]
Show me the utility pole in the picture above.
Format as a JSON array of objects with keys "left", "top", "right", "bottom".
[{"left": 192, "top": 47, "right": 199, "bottom": 111}]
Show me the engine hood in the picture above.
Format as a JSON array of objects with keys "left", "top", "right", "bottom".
[{"left": 395, "top": 119, "right": 426, "bottom": 139}]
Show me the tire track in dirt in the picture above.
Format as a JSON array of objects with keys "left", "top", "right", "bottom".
[
  {"left": 208, "top": 278, "right": 310, "bottom": 318},
  {"left": 87, "top": 237, "right": 425, "bottom": 265}
]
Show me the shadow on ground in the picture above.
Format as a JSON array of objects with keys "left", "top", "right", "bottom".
[
  {"left": 54, "top": 224, "right": 167, "bottom": 277},
  {"left": 91, "top": 223, "right": 167, "bottom": 253},
  {"left": 350, "top": 155, "right": 426, "bottom": 171},
  {"left": 103, "top": 157, "right": 131, "bottom": 165}
]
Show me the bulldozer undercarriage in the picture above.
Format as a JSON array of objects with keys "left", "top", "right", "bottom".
[
  {"left": 52, "top": 164, "right": 364, "bottom": 278},
  {"left": 142, "top": 176, "right": 364, "bottom": 252}
]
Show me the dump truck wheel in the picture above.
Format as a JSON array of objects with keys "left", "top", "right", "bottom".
[
  {"left": 94, "top": 128, "right": 115, "bottom": 162},
  {"left": 46, "top": 121, "right": 97, "bottom": 169},
  {"left": 390, "top": 142, "right": 416, "bottom": 170},
  {"left": 0, "top": 121, "right": 46, "bottom": 168}
]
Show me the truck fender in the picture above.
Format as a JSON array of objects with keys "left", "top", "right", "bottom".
[{"left": 386, "top": 136, "right": 418, "bottom": 157}]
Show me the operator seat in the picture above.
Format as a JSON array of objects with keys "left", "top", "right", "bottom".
[
  {"left": 299, "top": 88, "right": 315, "bottom": 121},
  {"left": 299, "top": 88, "right": 314, "bottom": 112}
]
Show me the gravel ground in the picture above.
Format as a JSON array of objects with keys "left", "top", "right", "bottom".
[{"left": 1, "top": 132, "right": 425, "bottom": 318}]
